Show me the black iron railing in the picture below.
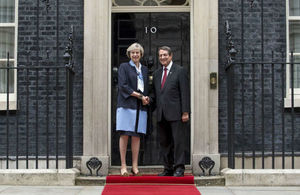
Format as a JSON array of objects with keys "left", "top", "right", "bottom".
[
  {"left": 0, "top": 52, "right": 74, "bottom": 169},
  {"left": 225, "top": 51, "right": 300, "bottom": 169},
  {"left": 224, "top": 0, "right": 299, "bottom": 169}
]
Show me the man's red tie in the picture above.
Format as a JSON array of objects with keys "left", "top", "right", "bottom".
[{"left": 161, "top": 67, "right": 168, "bottom": 89}]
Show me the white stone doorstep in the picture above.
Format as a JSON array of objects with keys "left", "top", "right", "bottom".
[
  {"left": 222, "top": 168, "right": 300, "bottom": 186},
  {"left": 0, "top": 168, "right": 80, "bottom": 186}
]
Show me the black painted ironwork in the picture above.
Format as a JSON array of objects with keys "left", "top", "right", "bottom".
[
  {"left": 46, "top": 51, "right": 50, "bottom": 169},
  {"left": 26, "top": 52, "right": 30, "bottom": 169},
  {"left": 86, "top": 157, "right": 103, "bottom": 176},
  {"left": 251, "top": 51, "right": 256, "bottom": 169},
  {"left": 199, "top": 157, "right": 215, "bottom": 176},
  {"left": 64, "top": 26, "right": 74, "bottom": 72},
  {"left": 225, "top": 18, "right": 297, "bottom": 169},
  {"left": 225, "top": 1, "right": 297, "bottom": 169},
  {"left": 6, "top": 52, "right": 10, "bottom": 169},
  {"left": 225, "top": 21, "right": 236, "bottom": 169},
  {"left": 271, "top": 51, "right": 275, "bottom": 169},
  {"left": 0, "top": 54, "right": 74, "bottom": 169},
  {"left": 225, "top": 20, "right": 237, "bottom": 71},
  {"left": 225, "top": 53, "right": 298, "bottom": 169},
  {"left": 64, "top": 26, "right": 75, "bottom": 169},
  {"left": 16, "top": 64, "right": 19, "bottom": 169},
  {"left": 291, "top": 52, "right": 295, "bottom": 169},
  {"left": 55, "top": 68, "right": 59, "bottom": 169},
  {"left": 281, "top": 52, "right": 285, "bottom": 169},
  {"left": 241, "top": 0, "right": 245, "bottom": 169},
  {"left": 42, "top": 0, "right": 51, "bottom": 13},
  {"left": 248, "top": 0, "right": 255, "bottom": 8},
  {"left": 56, "top": 0, "right": 60, "bottom": 169},
  {"left": 260, "top": 0, "right": 265, "bottom": 169},
  {"left": 0, "top": 0, "right": 75, "bottom": 168},
  {"left": 35, "top": 0, "right": 40, "bottom": 169}
]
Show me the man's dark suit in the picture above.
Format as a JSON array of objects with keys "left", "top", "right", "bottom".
[{"left": 152, "top": 63, "right": 190, "bottom": 172}]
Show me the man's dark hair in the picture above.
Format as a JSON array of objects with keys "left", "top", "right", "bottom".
[{"left": 158, "top": 46, "right": 172, "bottom": 55}]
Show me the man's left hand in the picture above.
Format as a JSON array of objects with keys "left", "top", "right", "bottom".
[
  {"left": 142, "top": 96, "right": 150, "bottom": 105},
  {"left": 182, "top": 112, "right": 189, "bottom": 122}
]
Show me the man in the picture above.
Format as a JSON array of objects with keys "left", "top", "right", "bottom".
[{"left": 150, "top": 46, "right": 190, "bottom": 177}]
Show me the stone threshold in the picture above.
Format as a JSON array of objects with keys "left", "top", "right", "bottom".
[
  {"left": 108, "top": 166, "right": 192, "bottom": 175},
  {"left": 75, "top": 176, "right": 225, "bottom": 186}
]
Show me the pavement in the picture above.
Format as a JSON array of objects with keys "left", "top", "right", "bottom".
[
  {"left": 198, "top": 186, "right": 300, "bottom": 195},
  {"left": 0, "top": 186, "right": 300, "bottom": 195}
]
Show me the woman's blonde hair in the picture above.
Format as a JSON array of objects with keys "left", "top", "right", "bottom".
[{"left": 126, "top": 43, "right": 144, "bottom": 58}]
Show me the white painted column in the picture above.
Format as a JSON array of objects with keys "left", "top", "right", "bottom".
[
  {"left": 82, "top": 0, "right": 110, "bottom": 175},
  {"left": 191, "top": 0, "right": 219, "bottom": 175}
]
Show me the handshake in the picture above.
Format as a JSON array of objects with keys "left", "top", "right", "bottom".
[{"left": 141, "top": 96, "right": 150, "bottom": 105}]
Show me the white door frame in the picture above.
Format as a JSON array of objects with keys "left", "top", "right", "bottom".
[{"left": 109, "top": 6, "right": 192, "bottom": 168}]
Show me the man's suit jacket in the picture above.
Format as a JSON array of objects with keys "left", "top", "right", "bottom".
[{"left": 152, "top": 64, "right": 190, "bottom": 122}]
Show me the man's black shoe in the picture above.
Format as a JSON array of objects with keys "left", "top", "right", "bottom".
[
  {"left": 173, "top": 168, "right": 184, "bottom": 177},
  {"left": 158, "top": 170, "right": 173, "bottom": 176}
]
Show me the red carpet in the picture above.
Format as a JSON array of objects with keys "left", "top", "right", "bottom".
[{"left": 102, "top": 175, "right": 200, "bottom": 195}]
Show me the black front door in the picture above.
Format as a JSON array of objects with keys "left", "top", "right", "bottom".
[{"left": 111, "top": 13, "right": 190, "bottom": 166}]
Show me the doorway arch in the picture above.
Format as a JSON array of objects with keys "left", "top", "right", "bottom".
[{"left": 82, "top": 0, "right": 220, "bottom": 176}]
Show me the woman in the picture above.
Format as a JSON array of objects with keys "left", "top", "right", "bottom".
[{"left": 116, "top": 43, "right": 149, "bottom": 176}]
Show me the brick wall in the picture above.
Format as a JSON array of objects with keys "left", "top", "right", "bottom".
[{"left": 0, "top": 0, "right": 83, "bottom": 156}]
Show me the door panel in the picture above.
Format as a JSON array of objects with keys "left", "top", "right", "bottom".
[{"left": 111, "top": 13, "right": 190, "bottom": 166}]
